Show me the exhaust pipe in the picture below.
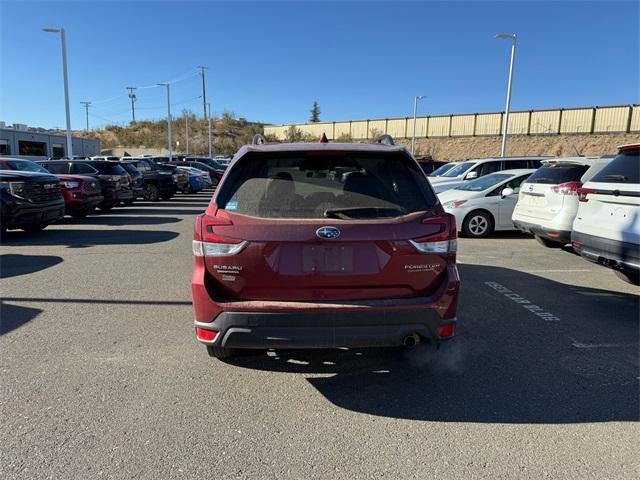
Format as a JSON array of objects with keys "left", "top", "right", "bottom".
[{"left": 403, "top": 333, "right": 420, "bottom": 348}]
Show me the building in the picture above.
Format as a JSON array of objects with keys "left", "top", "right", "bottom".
[{"left": 0, "top": 125, "right": 100, "bottom": 160}]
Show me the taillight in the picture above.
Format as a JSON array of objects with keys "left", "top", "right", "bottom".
[
  {"left": 577, "top": 187, "right": 596, "bottom": 202},
  {"left": 409, "top": 214, "right": 458, "bottom": 257},
  {"left": 193, "top": 214, "right": 247, "bottom": 256},
  {"left": 551, "top": 181, "right": 581, "bottom": 196}
]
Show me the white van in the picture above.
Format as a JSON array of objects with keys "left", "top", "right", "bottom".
[
  {"left": 512, "top": 156, "right": 612, "bottom": 247},
  {"left": 429, "top": 157, "right": 547, "bottom": 193},
  {"left": 572, "top": 145, "right": 640, "bottom": 285}
]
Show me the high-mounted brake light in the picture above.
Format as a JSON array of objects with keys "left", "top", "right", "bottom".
[
  {"left": 551, "top": 181, "right": 581, "bottom": 195},
  {"left": 577, "top": 187, "right": 596, "bottom": 202}
]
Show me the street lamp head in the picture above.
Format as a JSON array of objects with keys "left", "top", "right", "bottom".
[
  {"left": 495, "top": 33, "right": 516, "bottom": 41},
  {"left": 42, "top": 28, "right": 61, "bottom": 33}
]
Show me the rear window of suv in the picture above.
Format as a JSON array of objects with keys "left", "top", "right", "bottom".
[
  {"left": 526, "top": 163, "right": 589, "bottom": 184},
  {"left": 92, "top": 162, "right": 127, "bottom": 175},
  {"left": 217, "top": 151, "right": 437, "bottom": 219},
  {"left": 590, "top": 149, "right": 639, "bottom": 184}
]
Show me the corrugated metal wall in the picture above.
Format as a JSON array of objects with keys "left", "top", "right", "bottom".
[{"left": 265, "top": 104, "right": 640, "bottom": 140}]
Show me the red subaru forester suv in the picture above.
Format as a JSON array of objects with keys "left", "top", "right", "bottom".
[{"left": 191, "top": 136, "right": 460, "bottom": 359}]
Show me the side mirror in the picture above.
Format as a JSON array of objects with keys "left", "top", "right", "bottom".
[
  {"left": 501, "top": 187, "right": 514, "bottom": 198},
  {"left": 466, "top": 171, "right": 478, "bottom": 180}
]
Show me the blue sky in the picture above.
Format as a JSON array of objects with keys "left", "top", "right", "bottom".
[{"left": 1, "top": 1, "right": 638, "bottom": 130}]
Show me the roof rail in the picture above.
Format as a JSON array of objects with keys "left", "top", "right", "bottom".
[
  {"left": 252, "top": 134, "right": 266, "bottom": 145},
  {"left": 371, "top": 134, "right": 395, "bottom": 146}
]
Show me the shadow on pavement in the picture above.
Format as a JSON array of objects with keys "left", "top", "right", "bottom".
[
  {"left": 1, "top": 229, "right": 179, "bottom": 247},
  {"left": 0, "top": 254, "right": 63, "bottom": 279},
  {"left": 58, "top": 216, "right": 182, "bottom": 226},
  {"left": 222, "top": 264, "right": 639, "bottom": 424},
  {"left": 0, "top": 302, "right": 43, "bottom": 335}
]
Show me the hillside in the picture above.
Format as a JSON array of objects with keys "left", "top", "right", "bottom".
[{"left": 76, "top": 112, "right": 267, "bottom": 156}]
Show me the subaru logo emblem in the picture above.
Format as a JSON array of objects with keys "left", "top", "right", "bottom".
[{"left": 316, "top": 226, "right": 341, "bottom": 239}]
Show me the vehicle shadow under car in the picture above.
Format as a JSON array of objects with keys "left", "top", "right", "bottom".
[
  {"left": 221, "top": 264, "right": 639, "bottom": 425},
  {"left": 1, "top": 228, "right": 179, "bottom": 247}
]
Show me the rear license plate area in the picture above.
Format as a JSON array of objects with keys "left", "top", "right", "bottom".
[{"left": 302, "top": 245, "right": 354, "bottom": 273}]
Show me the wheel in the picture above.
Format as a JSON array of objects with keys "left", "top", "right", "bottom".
[
  {"left": 98, "top": 203, "right": 114, "bottom": 212},
  {"left": 614, "top": 270, "right": 640, "bottom": 286},
  {"left": 21, "top": 224, "right": 48, "bottom": 233},
  {"left": 462, "top": 211, "right": 493, "bottom": 238},
  {"left": 206, "top": 345, "right": 238, "bottom": 359},
  {"left": 535, "top": 235, "right": 564, "bottom": 248},
  {"left": 145, "top": 185, "right": 160, "bottom": 202},
  {"left": 210, "top": 177, "right": 219, "bottom": 187}
]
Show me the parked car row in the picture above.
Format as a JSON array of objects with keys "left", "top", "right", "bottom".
[
  {"left": 0, "top": 155, "right": 222, "bottom": 236},
  {"left": 431, "top": 145, "right": 639, "bottom": 285}
]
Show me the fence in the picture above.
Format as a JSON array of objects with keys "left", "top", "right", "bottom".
[{"left": 264, "top": 104, "right": 640, "bottom": 140}]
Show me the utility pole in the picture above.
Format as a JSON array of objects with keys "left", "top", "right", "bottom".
[
  {"left": 199, "top": 65, "right": 208, "bottom": 119},
  {"left": 185, "top": 115, "right": 189, "bottom": 154},
  {"left": 80, "top": 101, "right": 91, "bottom": 131},
  {"left": 207, "top": 103, "right": 212, "bottom": 158},
  {"left": 126, "top": 87, "right": 137, "bottom": 122},
  {"left": 158, "top": 83, "right": 172, "bottom": 161}
]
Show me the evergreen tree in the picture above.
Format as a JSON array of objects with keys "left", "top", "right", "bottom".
[{"left": 309, "top": 102, "right": 321, "bottom": 123}]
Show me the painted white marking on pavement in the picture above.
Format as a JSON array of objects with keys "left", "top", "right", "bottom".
[
  {"left": 574, "top": 291, "right": 624, "bottom": 297},
  {"left": 571, "top": 341, "right": 632, "bottom": 349},
  {"left": 484, "top": 281, "right": 561, "bottom": 322},
  {"left": 526, "top": 269, "right": 592, "bottom": 273}
]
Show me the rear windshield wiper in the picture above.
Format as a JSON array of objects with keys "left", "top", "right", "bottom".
[
  {"left": 324, "top": 206, "right": 407, "bottom": 219},
  {"left": 602, "top": 174, "right": 629, "bottom": 182}
]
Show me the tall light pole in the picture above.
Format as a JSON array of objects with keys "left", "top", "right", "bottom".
[
  {"left": 495, "top": 33, "right": 517, "bottom": 157},
  {"left": 43, "top": 27, "right": 72, "bottom": 157},
  {"left": 411, "top": 95, "right": 425, "bottom": 155},
  {"left": 207, "top": 103, "right": 212, "bottom": 158},
  {"left": 126, "top": 87, "right": 137, "bottom": 122},
  {"left": 158, "top": 83, "right": 172, "bottom": 161},
  {"left": 199, "top": 65, "right": 208, "bottom": 119},
  {"left": 80, "top": 101, "right": 91, "bottom": 131}
]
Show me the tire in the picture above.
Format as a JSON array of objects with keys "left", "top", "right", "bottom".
[
  {"left": 614, "top": 270, "right": 640, "bottom": 286},
  {"left": 462, "top": 211, "right": 493, "bottom": 238},
  {"left": 99, "top": 203, "right": 114, "bottom": 212},
  {"left": 210, "top": 177, "right": 219, "bottom": 187},
  {"left": 22, "top": 223, "right": 48, "bottom": 233},
  {"left": 206, "top": 345, "right": 238, "bottom": 359},
  {"left": 145, "top": 185, "right": 160, "bottom": 202},
  {"left": 535, "top": 235, "right": 564, "bottom": 248}
]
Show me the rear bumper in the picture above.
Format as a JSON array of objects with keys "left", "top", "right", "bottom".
[
  {"left": 195, "top": 310, "right": 455, "bottom": 349},
  {"left": 192, "top": 260, "right": 460, "bottom": 349},
  {"left": 513, "top": 219, "right": 571, "bottom": 244},
  {"left": 572, "top": 231, "right": 640, "bottom": 274}
]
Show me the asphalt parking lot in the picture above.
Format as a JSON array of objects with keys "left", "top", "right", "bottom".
[{"left": 1, "top": 190, "right": 638, "bottom": 480}]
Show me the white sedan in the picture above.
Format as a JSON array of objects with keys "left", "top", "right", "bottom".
[{"left": 438, "top": 169, "right": 535, "bottom": 238}]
